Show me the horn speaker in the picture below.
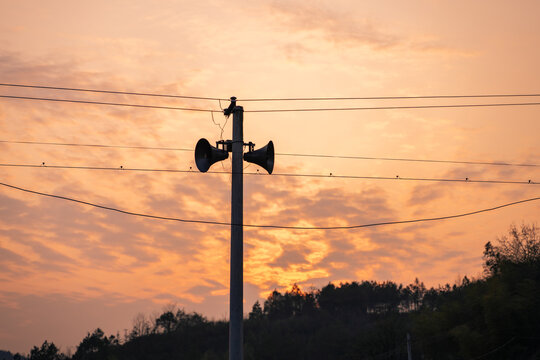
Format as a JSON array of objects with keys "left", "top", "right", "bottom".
[
  {"left": 244, "top": 141, "right": 274, "bottom": 174},
  {"left": 195, "top": 138, "right": 229, "bottom": 172}
]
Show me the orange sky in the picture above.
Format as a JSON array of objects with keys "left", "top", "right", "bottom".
[{"left": 1, "top": 0, "right": 539, "bottom": 354}]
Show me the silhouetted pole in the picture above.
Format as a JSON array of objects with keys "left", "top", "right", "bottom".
[
  {"left": 407, "top": 332, "right": 412, "bottom": 360},
  {"left": 195, "top": 99, "right": 272, "bottom": 359},
  {"left": 230, "top": 106, "right": 244, "bottom": 360}
]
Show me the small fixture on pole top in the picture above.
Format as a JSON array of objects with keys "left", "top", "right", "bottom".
[{"left": 223, "top": 96, "right": 237, "bottom": 117}]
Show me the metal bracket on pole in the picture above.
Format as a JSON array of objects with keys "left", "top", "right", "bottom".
[
  {"left": 245, "top": 141, "right": 255, "bottom": 152},
  {"left": 216, "top": 140, "right": 233, "bottom": 152}
]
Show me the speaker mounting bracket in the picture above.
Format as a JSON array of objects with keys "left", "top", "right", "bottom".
[
  {"left": 245, "top": 142, "right": 256, "bottom": 152},
  {"left": 216, "top": 140, "right": 258, "bottom": 153},
  {"left": 216, "top": 140, "right": 233, "bottom": 152}
]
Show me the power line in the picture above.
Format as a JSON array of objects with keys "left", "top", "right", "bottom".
[
  {"left": 0, "top": 163, "right": 536, "bottom": 185},
  {"left": 1, "top": 140, "right": 538, "bottom": 168},
  {"left": 238, "top": 94, "right": 540, "bottom": 102},
  {"left": 0, "top": 83, "right": 226, "bottom": 101},
  {"left": 0, "top": 140, "right": 191, "bottom": 152},
  {"left": 3, "top": 83, "right": 540, "bottom": 102},
  {"left": 0, "top": 95, "right": 217, "bottom": 112},
  {"left": 3, "top": 94, "right": 540, "bottom": 113},
  {"left": 0, "top": 163, "right": 196, "bottom": 173},
  {"left": 0, "top": 181, "right": 538, "bottom": 230},
  {"left": 470, "top": 337, "right": 516, "bottom": 360},
  {"left": 266, "top": 172, "right": 536, "bottom": 185},
  {"left": 245, "top": 102, "right": 540, "bottom": 112},
  {"left": 276, "top": 152, "right": 540, "bottom": 168}
]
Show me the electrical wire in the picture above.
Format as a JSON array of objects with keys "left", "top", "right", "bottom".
[
  {"left": 0, "top": 140, "right": 191, "bottom": 151},
  {"left": 0, "top": 181, "right": 538, "bottom": 230},
  {"left": 245, "top": 102, "right": 540, "bottom": 112},
  {"left": 470, "top": 337, "right": 516, "bottom": 360},
  {"left": 238, "top": 94, "right": 540, "bottom": 102},
  {"left": 266, "top": 172, "right": 536, "bottom": 185},
  {"left": 3, "top": 95, "right": 540, "bottom": 113},
  {"left": 1, "top": 140, "right": 538, "bottom": 168},
  {"left": 210, "top": 111, "right": 229, "bottom": 140},
  {"left": 0, "top": 95, "right": 217, "bottom": 112},
  {"left": 0, "top": 163, "right": 536, "bottom": 185},
  {"left": 276, "top": 152, "right": 540, "bottom": 168},
  {"left": 0, "top": 163, "right": 195, "bottom": 173},
  {"left": 3, "top": 83, "right": 540, "bottom": 102},
  {"left": 0, "top": 83, "right": 227, "bottom": 101}
]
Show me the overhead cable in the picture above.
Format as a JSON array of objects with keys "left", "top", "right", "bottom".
[
  {"left": 470, "top": 337, "right": 517, "bottom": 360},
  {"left": 1, "top": 140, "right": 538, "bottom": 168},
  {"left": 276, "top": 152, "right": 539, "bottom": 168},
  {"left": 238, "top": 94, "right": 540, "bottom": 102},
  {"left": 265, "top": 171, "right": 536, "bottom": 185},
  {"left": 0, "top": 163, "right": 536, "bottom": 185},
  {"left": 0, "top": 83, "right": 226, "bottom": 101},
  {"left": 0, "top": 140, "right": 191, "bottom": 152},
  {"left": 3, "top": 83, "right": 540, "bottom": 102},
  {"left": 245, "top": 102, "right": 540, "bottom": 112},
  {"left": 0, "top": 95, "right": 216, "bottom": 112},
  {"left": 2, "top": 95, "right": 540, "bottom": 113},
  {"left": 0, "top": 181, "right": 538, "bottom": 230}
]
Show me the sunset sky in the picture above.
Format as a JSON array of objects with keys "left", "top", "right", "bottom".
[{"left": 1, "top": 0, "right": 539, "bottom": 354}]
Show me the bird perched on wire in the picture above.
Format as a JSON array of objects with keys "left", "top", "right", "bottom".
[{"left": 223, "top": 96, "right": 237, "bottom": 117}]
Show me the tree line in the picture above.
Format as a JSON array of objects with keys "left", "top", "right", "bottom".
[{"left": 6, "top": 223, "right": 540, "bottom": 359}]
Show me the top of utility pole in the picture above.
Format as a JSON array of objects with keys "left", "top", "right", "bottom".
[{"left": 223, "top": 96, "right": 237, "bottom": 117}]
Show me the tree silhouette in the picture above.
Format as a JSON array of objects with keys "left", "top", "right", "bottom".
[
  {"left": 248, "top": 301, "right": 263, "bottom": 321},
  {"left": 174, "top": 308, "right": 207, "bottom": 329},
  {"left": 484, "top": 223, "right": 539, "bottom": 274},
  {"left": 262, "top": 284, "right": 316, "bottom": 320},
  {"left": 154, "top": 311, "right": 177, "bottom": 333},
  {"left": 130, "top": 313, "right": 151, "bottom": 339},
  {"left": 29, "top": 341, "right": 65, "bottom": 360},
  {"left": 72, "top": 329, "right": 115, "bottom": 360}
]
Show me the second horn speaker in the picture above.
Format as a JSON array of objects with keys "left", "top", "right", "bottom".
[{"left": 244, "top": 141, "right": 274, "bottom": 174}]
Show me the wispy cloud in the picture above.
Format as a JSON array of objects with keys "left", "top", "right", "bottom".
[
  {"left": 268, "top": 1, "right": 399, "bottom": 49},
  {"left": 267, "top": 0, "right": 475, "bottom": 58}
]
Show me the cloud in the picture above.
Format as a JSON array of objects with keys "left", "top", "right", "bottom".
[
  {"left": 408, "top": 185, "right": 445, "bottom": 206},
  {"left": 269, "top": 1, "right": 399, "bottom": 49},
  {"left": 267, "top": 0, "right": 473, "bottom": 57},
  {"left": 241, "top": 178, "right": 442, "bottom": 290},
  {"left": 270, "top": 245, "right": 310, "bottom": 268}
]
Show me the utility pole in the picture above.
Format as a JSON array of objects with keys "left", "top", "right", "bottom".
[
  {"left": 407, "top": 332, "right": 413, "bottom": 360},
  {"left": 194, "top": 98, "right": 273, "bottom": 360},
  {"left": 229, "top": 106, "right": 244, "bottom": 360}
]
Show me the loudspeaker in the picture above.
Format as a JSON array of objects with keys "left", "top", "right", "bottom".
[
  {"left": 244, "top": 141, "right": 274, "bottom": 174},
  {"left": 195, "top": 138, "right": 229, "bottom": 172}
]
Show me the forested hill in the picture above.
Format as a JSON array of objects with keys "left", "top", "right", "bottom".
[
  {"left": 0, "top": 350, "right": 15, "bottom": 360},
  {"left": 17, "top": 224, "right": 540, "bottom": 360}
]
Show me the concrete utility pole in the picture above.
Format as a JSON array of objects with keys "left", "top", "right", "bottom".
[
  {"left": 195, "top": 97, "right": 273, "bottom": 360},
  {"left": 407, "top": 332, "right": 413, "bottom": 360},
  {"left": 229, "top": 106, "right": 244, "bottom": 360}
]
